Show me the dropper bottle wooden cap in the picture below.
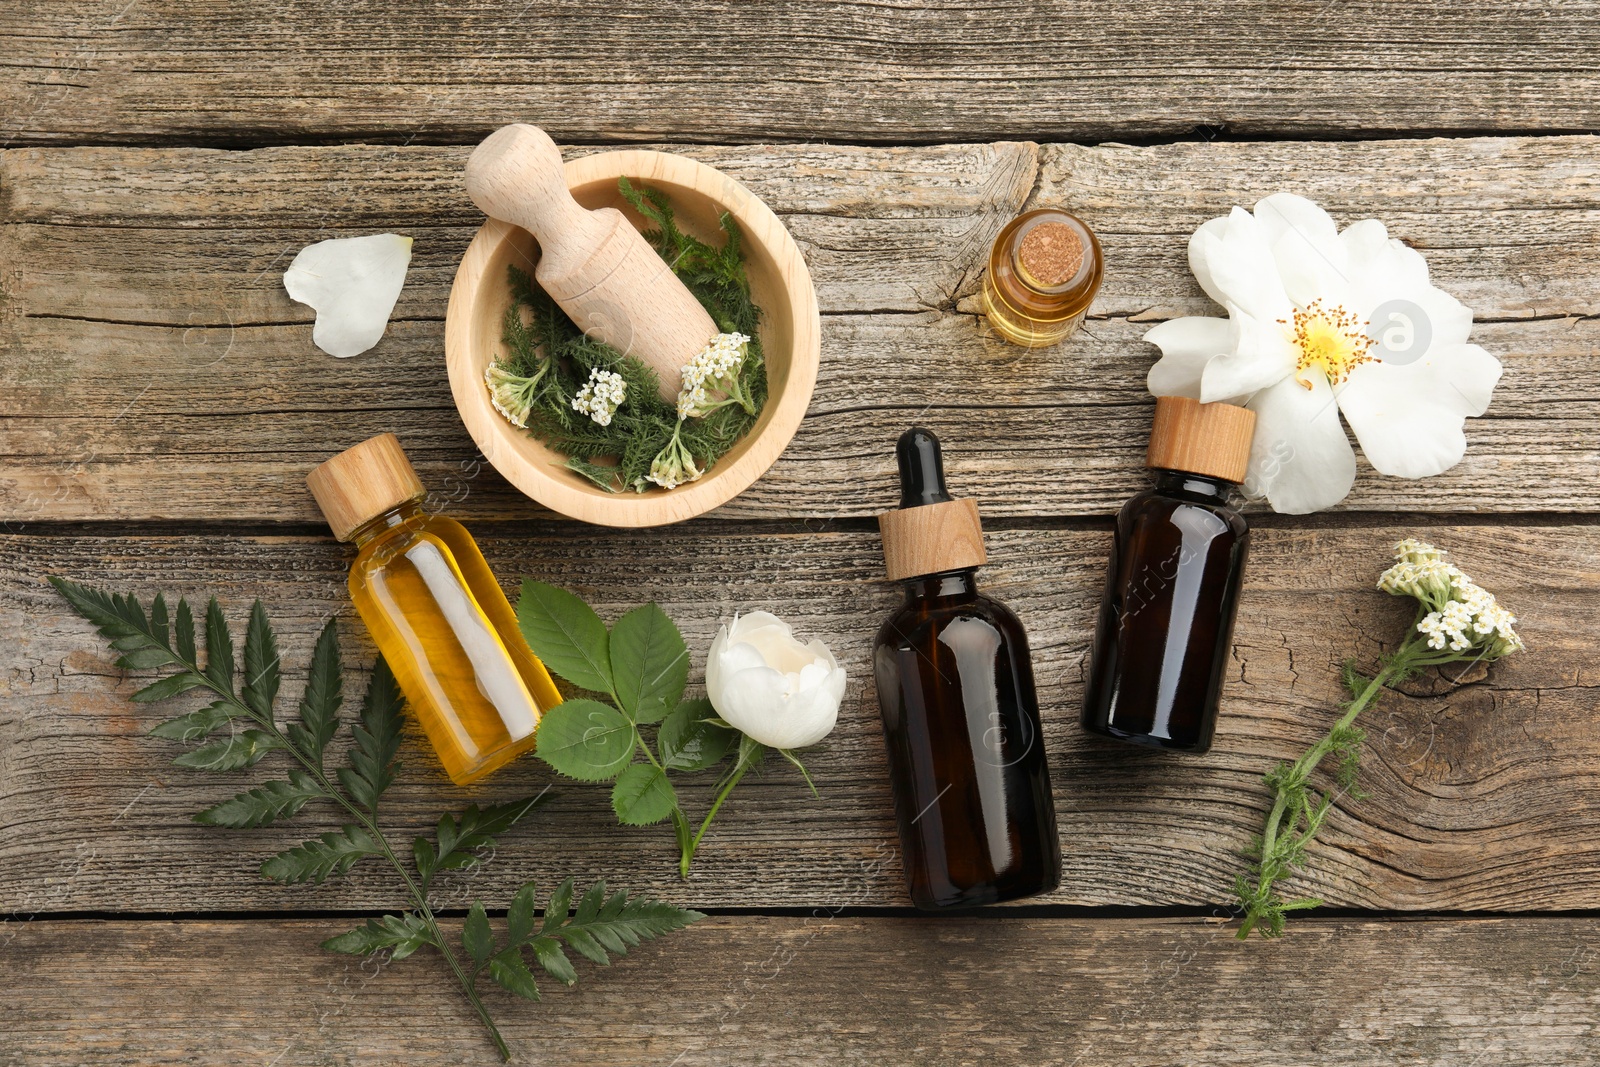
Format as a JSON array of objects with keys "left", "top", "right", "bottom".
[
  {"left": 1146, "top": 396, "right": 1257, "bottom": 484},
  {"left": 877, "top": 428, "right": 987, "bottom": 582},
  {"left": 306, "top": 433, "right": 426, "bottom": 542}
]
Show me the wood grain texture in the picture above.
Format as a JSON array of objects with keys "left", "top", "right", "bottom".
[
  {"left": 2, "top": 915, "right": 1597, "bottom": 1066},
  {"left": 4, "top": 136, "right": 1597, "bottom": 522},
  {"left": 5, "top": 524, "right": 1597, "bottom": 913},
  {"left": 5, "top": 1, "right": 1600, "bottom": 146}
]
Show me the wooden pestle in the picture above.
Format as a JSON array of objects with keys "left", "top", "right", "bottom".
[{"left": 464, "top": 123, "right": 719, "bottom": 401}]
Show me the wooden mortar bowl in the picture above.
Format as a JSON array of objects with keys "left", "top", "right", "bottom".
[{"left": 445, "top": 150, "right": 820, "bottom": 527}]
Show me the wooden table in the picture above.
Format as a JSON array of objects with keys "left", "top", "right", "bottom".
[{"left": 4, "top": 4, "right": 1599, "bottom": 1063}]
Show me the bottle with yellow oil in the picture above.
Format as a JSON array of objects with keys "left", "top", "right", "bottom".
[
  {"left": 982, "top": 208, "right": 1104, "bottom": 348},
  {"left": 307, "top": 433, "right": 560, "bottom": 786}
]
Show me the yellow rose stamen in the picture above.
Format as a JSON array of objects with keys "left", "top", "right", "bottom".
[{"left": 1279, "top": 298, "right": 1377, "bottom": 390}]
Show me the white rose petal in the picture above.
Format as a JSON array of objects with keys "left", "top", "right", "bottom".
[
  {"left": 705, "top": 612, "right": 844, "bottom": 751},
  {"left": 284, "top": 233, "right": 413, "bottom": 358}
]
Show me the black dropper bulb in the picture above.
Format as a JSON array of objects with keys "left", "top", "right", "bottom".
[{"left": 896, "top": 427, "right": 954, "bottom": 509}]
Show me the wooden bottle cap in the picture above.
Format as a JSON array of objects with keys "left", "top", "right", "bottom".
[
  {"left": 877, "top": 428, "right": 987, "bottom": 581},
  {"left": 306, "top": 433, "right": 426, "bottom": 541},
  {"left": 1146, "top": 396, "right": 1257, "bottom": 483}
]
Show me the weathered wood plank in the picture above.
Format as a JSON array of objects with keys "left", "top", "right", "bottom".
[
  {"left": 4, "top": 137, "right": 1596, "bottom": 522},
  {"left": 5, "top": 2, "right": 1600, "bottom": 146},
  {"left": 2, "top": 916, "right": 1597, "bottom": 1066},
  {"left": 4, "top": 524, "right": 1597, "bottom": 913}
]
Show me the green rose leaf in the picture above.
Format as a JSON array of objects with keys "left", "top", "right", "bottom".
[
  {"left": 610, "top": 763, "right": 677, "bottom": 826},
  {"left": 516, "top": 581, "right": 612, "bottom": 693},
  {"left": 534, "top": 699, "right": 634, "bottom": 782},
  {"left": 658, "top": 698, "right": 737, "bottom": 772},
  {"left": 609, "top": 602, "right": 689, "bottom": 724}
]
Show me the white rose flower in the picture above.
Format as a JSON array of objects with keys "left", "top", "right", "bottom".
[
  {"left": 705, "top": 612, "right": 845, "bottom": 750},
  {"left": 1145, "top": 192, "right": 1503, "bottom": 514}
]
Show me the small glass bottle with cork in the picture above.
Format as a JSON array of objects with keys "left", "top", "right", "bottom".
[
  {"left": 982, "top": 208, "right": 1104, "bottom": 348},
  {"left": 307, "top": 433, "right": 561, "bottom": 786}
]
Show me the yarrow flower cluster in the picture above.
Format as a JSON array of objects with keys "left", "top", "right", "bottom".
[
  {"left": 1235, "top": 536, "right": 1524, "bottom": 941},
  {"left": 571, "top": 367, "right": 628, "bottom": 427},
  {"left": 646, "top": 432, "right": 702, "bottom": 490},
  {"left": 1376, "top": 538, "right": 1522, "bottom": 657},
  {"left": 676, "top": 332, "right": 751, "bottom": 420},
  {"left": 483, "top": 360, "right": 546, "bottom": 428}
]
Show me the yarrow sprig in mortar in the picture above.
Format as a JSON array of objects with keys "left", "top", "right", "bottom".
[
  {"left": 1233, "top": 540, "right": 1523, "bottom": 938},
  {"left": 49, "top": 577, "right": 702, "bottom": 1062},
  {"left": 516, "top": 583, "right": 844, "bottom": 877},
  {"left": 484, "top": 177, "right": 766, "bottom": 493}
]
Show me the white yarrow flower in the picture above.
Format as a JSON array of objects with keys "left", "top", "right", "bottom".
[
  {"left": 1146, "top": 193, "right": 1503, "bottom": 514},
  {"left": 1376, "top": 539, "right": 1522, "bottom": 657},
  {"left": 571, "top": 367, "right": 627, "bottom": 427},
  {"left": 677, "top": 332, "right": 751, "bottom": 420}
]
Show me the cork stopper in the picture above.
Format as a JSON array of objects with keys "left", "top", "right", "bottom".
[
  {"left": 306, "top": 433, "right": 427, "bottom": 541},
  {"left": 1018, "top": 221, "right": 1085, "bottom": 288},
  {"left": 1146, "top": 396, "right": 1257, "bottom": 484},
  {"left": 877, "top": 428, "right": 987, "bottom": 582}
]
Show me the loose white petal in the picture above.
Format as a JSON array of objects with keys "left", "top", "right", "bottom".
[
  {"left": 1336, "top": 343, "right": 1503, "bottom": 478},
  {"left": 1144, "top": 316, "right": 1233, "bottom": 398},
  {"left": 284, "top": 234, "right": 413, "bottom": 358},
  {"left": 1243, "top": 374, "right": 1357, "bottom": 515}
]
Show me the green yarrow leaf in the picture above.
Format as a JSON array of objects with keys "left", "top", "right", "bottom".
[
  {"left": 540, "top": 877, "right": 704, "bottom": 968},
  {"left": 534, "top": 699, "right": 635, "bottom": 782},
  {"left": 48, "top": 578, "right": 165, "bottom": 668},
  {"left": 240, "top": 600, "right": 280, "bottom": 718},
  {"left": 337, "top": 657, "right": 404, "bottom": 813},
  {"left": 658, "top": 697, "right": 736, "bottom": 772},
  {"left": 194, "top": 769, "right": 326, "bottom": 828},
  {"left": 286, "top": 619, "right": 342, "bottom": 766},
  {"left": 323, "top": 912, "right": 435, "bottom": 961},
  {"left": 610, "top": 763, "right": 677, "bottom": 826},
  {"left": 488, "top": 951, "right": 542, "bottom": 1000},
  {"left": 609, "top": 602, "right": 688, "bottom": 724},
  {"left": 131, "top": 671, "right": 204, "bottom": 704},
  {"left": 172, "top": 729, "right": 283, "bottom": 772},
  {"left": 150, "top": 700, "right": 240, "bottom": 742},
  {"left": 462, "top": 902, "right": 494, "bottom": 964},
  {"left": 261, "top": 824, "right": 381, "bottom": 884},
  {"left": 507, "top": 882, "right": 539, "bottom": 943},
  {"left": 417, "top": 794, "right": 551, "bottom": 887},
  {"left": 515, "top": 581, "right": 612, "bottom": 692},
  {"left": 174, "top": 598, "right": 197, "bottom": 665},
  {"left": 527, "top": 936, "right": 577, "bottom": 986},
  {"left": 204, "top": 597, "right": 234, "bottom": 690}
]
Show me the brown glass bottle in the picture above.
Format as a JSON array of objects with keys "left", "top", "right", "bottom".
[
  {"left": 1081, "top": 397, "right": 1256, "bottom": 753},
  {"left": 873, "top": 428, "right": 1061, "bottom": 909}
]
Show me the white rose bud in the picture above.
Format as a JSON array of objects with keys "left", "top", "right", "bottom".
[{"left": 705, "top": 612, "right": 845, "bottom": 750}]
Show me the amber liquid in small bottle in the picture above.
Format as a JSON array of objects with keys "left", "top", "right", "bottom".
[
  {"left": 349, "top": 502, "right": 561, "bottom": 785},
  {"left": 873, "top": 429, "right": 1061, "bottom": 909},
  {"left": 982, "top": 208, "right": 1104, "bottom": 348},
  {"left": 1081, "top": 471, "right": 1249, "bottom": 752}
]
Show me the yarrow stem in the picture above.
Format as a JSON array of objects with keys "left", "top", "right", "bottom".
[{"left": 1234, "top": 539, "right": 1522, "bottom": 939}]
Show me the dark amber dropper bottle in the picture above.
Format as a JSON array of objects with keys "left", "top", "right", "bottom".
[
  {"left": 1081, "top": 396, "right": 1257, "bottom": 753},
  {"left": 872, "top": 428, "right": 1061, "bottom": 909}
]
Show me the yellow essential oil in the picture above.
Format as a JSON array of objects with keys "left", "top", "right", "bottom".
[
  {"left": 981, "top": 208, "right": 1104, "bottom": 348},
  {"left": 308, "top": 434, "right": 560, "bottom": 786}
]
